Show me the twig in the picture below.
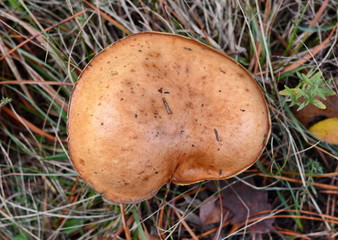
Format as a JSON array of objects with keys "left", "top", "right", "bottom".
[
  {"left": 173, "top": 209, "right": 199, "bottom": 240},
  {"left": 120, "top": 204, "right": 132, "bottom": 240}
]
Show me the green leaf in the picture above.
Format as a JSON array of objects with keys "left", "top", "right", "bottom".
[
  {"left": 9, "top": 0, "right": 25, "bottom": 12},
  {"left": 297, "top": 88, "right": 307, "bottom": 98},
  {"left": 302, "top": 73, "right": 312, "bottom": 85},
  {"left": 311, "top": 71, "right": 323, "bottom": 86},
  {"left": 14, "top": 233, "right": 28, "bottom": 240},
  {"left": 132, "top": 206, "right": 147, "bottom": 240},
  {"left": 316, "top": 90, "right": 327, "bottom": 100},
  {"left": 319, "top": 87, "right": 336, "bottom": 96},
  {"left": 279, "top": 89, "right": 289, "bottom": 96},
  {"left": 311, "top": 98, "right": 326, "bottom": 109},
  {"left": 298, "top": 24, "right": 336, "bottom": 33},
  {"left": 277, "top": 66, "right": 309, "bottom": 80},
  {"left": 62, "top": 219, "right": 84, "bottom": 234},
  {"left": 279, "top": 86, "right": 300, "bottom": 97},
  {"left": 297, "top": 100, "right": 308, "bottom": 111}
]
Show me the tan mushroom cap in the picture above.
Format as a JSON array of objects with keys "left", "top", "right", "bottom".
[{"left": 68, "top": 32, "right": 271, "bottom": 204}]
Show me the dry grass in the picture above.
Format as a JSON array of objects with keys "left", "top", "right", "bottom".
[{"left": 0, "top": 0, "right": 337, "bottom": 239}]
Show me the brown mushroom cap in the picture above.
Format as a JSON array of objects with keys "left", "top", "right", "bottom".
[{"left": 68, "top": 32, "right": 271, "bottom": 203}]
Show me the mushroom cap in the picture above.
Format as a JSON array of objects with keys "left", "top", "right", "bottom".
[{"left": 68, "top": 32, "right": 271, "bottom": 203}]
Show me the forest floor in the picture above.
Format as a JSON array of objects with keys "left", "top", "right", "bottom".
[{"left": 0, "top": 1, "right": 337, "bottom": 239}]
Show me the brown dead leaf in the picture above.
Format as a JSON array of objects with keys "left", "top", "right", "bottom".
[
  {"left": 199, "top": 197, "right": 222, "bottom": 225},
  {"left": 293, "top": 95, "right": 338, "bottom": 128},
  {"left": 206, "top": 177, "right": 274, "bottom": 233}
]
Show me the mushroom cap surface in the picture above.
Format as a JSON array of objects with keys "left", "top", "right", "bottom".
[{"left": 68, "top": 32, "right": 271, "bottom": 203}]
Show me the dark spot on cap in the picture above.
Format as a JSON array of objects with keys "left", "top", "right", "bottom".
[
  {"left": 214, "top": 128, "right": 220, "bottom": 142},
  {"left": 185, "top": 102, "right": 193, "bottom": 109},
  {"left": 149, "top": 52, "right": 160, "bottom": 57},
  {"left": 79, "top": 158, "right": 85, "bottom": 166},
  {"left": 142, "top": 176, "right": 149, "bottom": 181}
]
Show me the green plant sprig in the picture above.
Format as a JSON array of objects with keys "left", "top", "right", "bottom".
[
  {"left": 279, "top": 70, "right": 335, "bottom": 111},
  {"left": 0, "top": 97, "right": 12, "bottom": 107}
]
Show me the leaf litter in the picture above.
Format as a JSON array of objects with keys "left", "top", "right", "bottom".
[{"left": 200, "top": 176, "right": 274, "bottom": 234}]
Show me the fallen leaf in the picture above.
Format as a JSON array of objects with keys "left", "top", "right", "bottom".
[
  {"left": 309, "top": 117, "right": 338, "bottom": 144},
  {"left": 199, "top": 197, "right": 222, "bottom": 225},
  {"left": 206, "top": 177, "right": 274, "bottom": 233},
  {"left": 293, "top": 95, "right": 338, "bottom": 128}
]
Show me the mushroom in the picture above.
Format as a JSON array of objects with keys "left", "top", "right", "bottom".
[{"left": 68, "top": 32, "right": 271, "bottom": 203}]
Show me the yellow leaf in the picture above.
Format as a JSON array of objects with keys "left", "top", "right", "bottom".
[{"left": 309, "top": 118, "right": 338, "bottom": 145}]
